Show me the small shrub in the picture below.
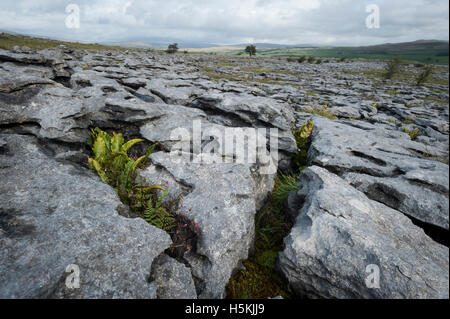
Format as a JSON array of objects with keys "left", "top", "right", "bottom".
[
  {"left": 166, "top": 43, "right": 178, "bottom": 54},
  {"left": 416, "top": 65, "right": 433, "bottom": 86},
  {"left": 315, "top": 59, "right": 322, "bottom": 64},
  {"left": 307, "top": 56, "right": 315, "bottom": 63},
  {"left": 339, "top": 57, "right": 346, "bottom": 62},
  {"left": 297, "top": 56, "right": 306, "bottom": 63},
  {"left": 383, "top": 57, "right": 402, "bottom": 80}
]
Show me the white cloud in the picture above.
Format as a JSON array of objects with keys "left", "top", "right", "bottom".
[{"left": 0, "top": 0, "right": 448, "bottom": 45}]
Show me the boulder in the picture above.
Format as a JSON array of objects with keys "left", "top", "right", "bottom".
[
  {"left": 307, "top": 117, "right": 449, "bottom": 230},
  {"left": 279, "top": 166, "right": 449, "bottom": 299}
]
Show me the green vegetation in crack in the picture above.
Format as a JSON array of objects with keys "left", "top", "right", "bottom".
[
  {"left": 226, "top": 174, "right": 297, "bottom": 299},
  {"left": 88, "top": 128, "right": 177, "bottom": 233},
  {"left": 402, "top": 127, "right": 421, "bottom": 141},
  {"left": 226, "top": 121, "right": 314, "bottom": 299},
  {"left": 292, "top": 120, "right": 314, "bottom": 171}
]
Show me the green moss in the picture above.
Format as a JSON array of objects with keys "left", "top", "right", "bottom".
[{"left": 226, "top": 260, "right": 290, "bottom": 299}]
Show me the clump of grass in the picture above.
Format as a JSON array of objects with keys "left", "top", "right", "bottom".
[
  {"left": 383, "top": 57, "right": 402, "bottom": 80},
  {"left": 303, "top": 108, "right": 337, "bottom": 120},
  {"left": 386, "top": 118, "right": 397, "bottom": 125},
  {"left": 402, "top": 127, "right": 421, "bottom": 140},
  {"left": 272, "top": 174, "right": 299, "bottom": 206},
  {"left": 416, "top": 65, "right": 433, "bottom": 86},
  {"left": 402, "top": 118, "right": 415, "bottom": 125}
]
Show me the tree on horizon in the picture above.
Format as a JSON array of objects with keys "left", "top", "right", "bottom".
[{"left": 245, "top": 45, "right": 256, "bottom": 56}]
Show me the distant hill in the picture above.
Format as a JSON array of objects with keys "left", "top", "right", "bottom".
[
  {"left": 104, "top": 41, "right": 219, "bottom": 50},
  {"left": 0, "top": 32, "right": 129, "bottom": 51},
  {"left": 233, "top": 43, "right": 319, "bottom": 49},
  {"left": 0, "top": 31, "right": 447, "bottom": 64}
]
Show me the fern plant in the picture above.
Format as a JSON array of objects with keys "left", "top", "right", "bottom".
[
  {"left": 88, "top": 128, "right": 162, "bottom": 200},
  {"left": 87, "top": 128, "right": 173, "bottom": 224},
  {"left": 141, "top": 188, "right": 176, "bottom": 233}
]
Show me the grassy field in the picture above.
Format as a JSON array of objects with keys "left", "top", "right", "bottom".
[
  {"left": 256, "top": 47, "right": 449, "bottom": 65},
  {"left": 0, "top": 33, "right": 136, "bottom": 51},
  {"left": 198, "top": 40, "right": 449, "bottom": 65}
]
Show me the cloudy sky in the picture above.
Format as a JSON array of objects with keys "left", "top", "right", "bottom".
[{"left": 0, "top": 0, "right": 448, "bottom": 46}]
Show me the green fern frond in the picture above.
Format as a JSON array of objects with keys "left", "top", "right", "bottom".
[
  {"left": 88, "top": 158, "right": 108, "bottom": 183},
  {"left": 111, "top": 132, "right": 124, "bottom": 153},
  {"left": 122, "top": 139, "right": 144, "bottom": 153},
  {"left": 145, "top": 143, "right": 158, "bottom": 157},
  {"left": 92, "top": 136, "right": 107, "bottom": 161}
]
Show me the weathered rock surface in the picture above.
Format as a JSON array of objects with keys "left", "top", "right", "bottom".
[
  {"left": 279, "top": 166, "right": 449, "bottom": 299},
  {"left": 150, "top": 254, "right": 197, "bottom": 299},
  {"left": 307, "top": 116, "right": 449, "bottom": 231},
  {"left": 0, "top": 134, "right": 172, "bottom": 298},
  {"left": 145, "top": 151, "right": 274, "bottom": 299},
  {"left": 0, "top": 46, "right": 448, "bottom": 299}
]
